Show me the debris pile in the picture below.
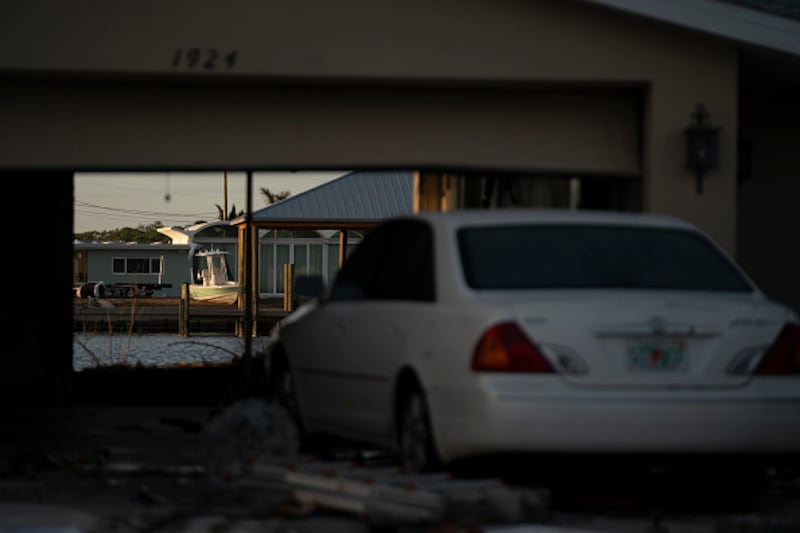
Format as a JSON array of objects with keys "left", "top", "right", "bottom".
[
  {"left": 205, "top": 398, "right": 548, "bottom": 527},
  {"left": 205, "top": 398, "right": 299, "bottom": 484}
]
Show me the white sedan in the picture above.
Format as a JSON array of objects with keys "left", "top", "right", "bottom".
[{"left": 265, "top": 209, "right": 800, "bottom": 473}]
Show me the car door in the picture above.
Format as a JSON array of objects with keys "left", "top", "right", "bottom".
[
  {"left": 294, "top": 220, "right": 435, "bottom": 445},
  {"left": 336, "top": 221, "right": 436, "bottom": 441},
  {"left": 288, "top": 225, "right": 386, "bottom": 435}
]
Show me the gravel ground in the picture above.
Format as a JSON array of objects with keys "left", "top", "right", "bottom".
[{"left": 0, "top": 401, "right": 374, "bottom": 533}]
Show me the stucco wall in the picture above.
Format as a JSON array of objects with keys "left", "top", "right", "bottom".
[
  {"left": 0, "top": 0, "right": 740, "bottom": 252},
  {"left": 0, "top": 0, "right": 735, "bottom": 84},
  {"left": 644, "top": 49, "right": 739, "bottom": 254}
]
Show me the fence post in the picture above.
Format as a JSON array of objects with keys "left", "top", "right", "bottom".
[
  {"left": 283, "top": 263, "right": 294, "bottom": 312},
  {"left": 179, "top": 283, "right": 190, "bottom": 337}
]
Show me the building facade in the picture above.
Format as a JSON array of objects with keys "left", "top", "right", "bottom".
[{"left": 2, "top": 0, "right": 798, "bottom": 403}]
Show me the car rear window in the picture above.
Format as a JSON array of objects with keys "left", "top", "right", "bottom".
[{"left": 457, "top": 224, "right": 752, "bottom": 291}]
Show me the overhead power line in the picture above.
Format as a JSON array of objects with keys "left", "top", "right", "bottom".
[
  {"left": 74, "top": 200, "right": 215, "bottom": 219},
  {"left": 74, "top": 208, "right": 213, "bottom": 226}
]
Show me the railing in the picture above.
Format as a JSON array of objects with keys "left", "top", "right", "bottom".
[{"left": 73, "top": 290, "right": 288, "bottom": 337}]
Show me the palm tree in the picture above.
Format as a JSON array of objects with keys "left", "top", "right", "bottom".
[
  {"left": 260, "top": 187, "right": 291, "bottom": 205},
  {"left": 216, "top": 204, "right": 243, "bottom": 221}
]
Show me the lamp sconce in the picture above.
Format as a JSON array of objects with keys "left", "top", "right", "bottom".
[{"left": 684, "top": 104, "right": 720, "bottom": 194}]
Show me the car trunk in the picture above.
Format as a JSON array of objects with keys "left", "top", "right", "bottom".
[{"left": 498, "top": 291, "right": 785, "bottom": 388}]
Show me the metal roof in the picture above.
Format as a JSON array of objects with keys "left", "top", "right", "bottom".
[
  {"left": 243, "top": 170, "right": 414, "bottom": 227},
  {"left": 158, "top": 220, "right": 238, "bottom": 244},
  {"left": 72, "top": 241, "right": 190, "bottom": 251}
]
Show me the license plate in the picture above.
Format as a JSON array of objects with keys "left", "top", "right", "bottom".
[{"left": 627, "top": 339, "right": 686, "bottom": 371}]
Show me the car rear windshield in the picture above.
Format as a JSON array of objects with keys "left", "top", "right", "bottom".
[{"left": 457, "top": 224, "right": 752, "bottom": 291}]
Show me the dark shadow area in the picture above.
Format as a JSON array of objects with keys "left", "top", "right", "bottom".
[
  {"left": 71, "top": 357, "right": 268, "bottom": 407},
  {"left": 450, "top": 452, "right": 800, "bottom": 516}
]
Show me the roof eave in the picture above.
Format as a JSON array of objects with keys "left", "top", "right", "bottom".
[
  {"left": 581, "top": 0, "right": 800, "bottom": 56},
  {"left": 236, "top": 219, "right": 382, "bottom": 230}
]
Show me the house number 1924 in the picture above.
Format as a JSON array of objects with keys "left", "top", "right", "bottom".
[{"left": 171, "top": 48, "right": 238, "bottom": 70}]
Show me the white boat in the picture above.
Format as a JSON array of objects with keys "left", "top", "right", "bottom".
[{"left": 189, "top": 249, "right": 239, "bottom": 305}]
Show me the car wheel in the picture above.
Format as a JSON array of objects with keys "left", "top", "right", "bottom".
[{"left": 399, "top": 389, "right": 443, "bottom": 473}]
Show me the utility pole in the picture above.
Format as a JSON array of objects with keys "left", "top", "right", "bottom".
[
  {"left": 223, "top": 171, "right": 228, "bottom": 220},
  {"left": 243, "top": 170, "right": 254, "bottom": 393}
]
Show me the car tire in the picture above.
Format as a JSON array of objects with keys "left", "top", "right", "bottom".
[{"left": 399, "top": 388, "right": 443, "bottom": 473}]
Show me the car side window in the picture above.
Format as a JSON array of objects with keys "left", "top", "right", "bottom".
[
  {"left": 330, "top": 220, "right": 435, "bottom": 302},
  {"left": 372, "top": 221, "right": 435, "bottom": 302},
  {"left": 329, "top": 226, "right": 387, "bottom": 301}
]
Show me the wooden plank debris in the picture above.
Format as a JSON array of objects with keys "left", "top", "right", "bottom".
[{"left": 248, "top": 457, "right": 538, "bottom": 526}]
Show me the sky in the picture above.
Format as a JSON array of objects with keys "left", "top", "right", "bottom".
[{"left": 73, "top": 170, "right": 349, "bottom": 233}]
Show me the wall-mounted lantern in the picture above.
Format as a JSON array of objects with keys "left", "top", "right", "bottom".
[{"left": 684, "top": 104, "right": 720, "bottom": 194}]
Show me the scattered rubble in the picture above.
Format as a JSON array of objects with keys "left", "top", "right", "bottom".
[{"left": 204, "top": 399, "right": 548, "bottom": 528}]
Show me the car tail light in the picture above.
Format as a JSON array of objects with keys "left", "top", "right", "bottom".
[
  {"left": 754, "top": 323, "right": 800, "bottom": 375},
  {"left": 471, "top": 322, "right": 554, "bottom": 373}
]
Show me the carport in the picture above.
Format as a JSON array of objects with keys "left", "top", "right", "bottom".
[{"left": 1, "top": 0, "right": 798, "bottom": 405}]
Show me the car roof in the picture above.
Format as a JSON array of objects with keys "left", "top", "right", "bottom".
[{"left": 396, "top": 208, "right": 698, "bottom": 231}]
